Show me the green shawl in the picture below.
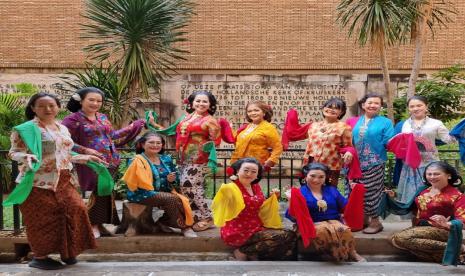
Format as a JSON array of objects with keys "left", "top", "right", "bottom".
[{"left": 3, "top": 121, "right": 114, "bottom": 206}]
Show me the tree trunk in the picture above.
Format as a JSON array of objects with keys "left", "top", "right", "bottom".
[
  {"left": 407, "top": 3, "right": 430, "bottom": 98},
  {"left": 379, "top": 45, "right": 394, "bottom": 122}
]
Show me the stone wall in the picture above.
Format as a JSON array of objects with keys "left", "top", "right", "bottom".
[
  {"left": 1, "top": 72, "right": 410, "bottom": 156},
  {"left": 1, "top": 0, "right": 464, "bottom": 70}
]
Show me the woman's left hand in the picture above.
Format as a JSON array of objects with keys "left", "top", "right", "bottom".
[
  {"left": 264, "top": 160, "right": 275, "bottom": 168},
  {"left": 342, "top": 152, "right": 353, "bottom": 165},
  {"left": 270, "top": 188, "right": 280, "bottom": 199},
  {"left": 429, "top": 215, "right": 451, "bottom": 230},
  {"left": 87, "top": 155, "right": 109, "bottom": 166}
]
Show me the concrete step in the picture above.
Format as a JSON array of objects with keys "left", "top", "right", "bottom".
[{"left": 1, "top": 221, "right": 462, "bottom": 263}]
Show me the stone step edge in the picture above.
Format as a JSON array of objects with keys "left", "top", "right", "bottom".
[{"left": 0, "top": 252, "right": 415, "bottom": 263}]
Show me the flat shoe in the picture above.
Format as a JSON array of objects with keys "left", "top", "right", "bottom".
[
  {"left": 61, "top": 257, "right": 77, "bottom": 265},
  {"left": 29, "top": 257, "right": 64, "bottom": 270},
  {"left": 362, "top": 224, "right": 383, "bottom": 234}
]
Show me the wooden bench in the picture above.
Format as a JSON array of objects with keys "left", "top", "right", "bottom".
[{"left": 118, "top": 200, "right": 163, "bottom": 237}]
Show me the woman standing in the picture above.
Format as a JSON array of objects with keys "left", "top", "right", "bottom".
[
  {"left": 62, "top": 87, "right": 146, "bottom": 238},
  {"left": 394, "top": 96, "right": 455, "bottom": 204},
  {"left": 303, "top": 98, "right": 353, "bottom": 186},
  {"left": 6, "top": 93, "right": 104, "bottom": 269},
  {"left": 212, "top": 158, "right": 296, "bottom": 261},
  {"left": 391, "top": 161, "right": 465, "bottom": 265},
  {"left": 282, "top": 98, "right": 355, "bottom": 186},
  {"left": 285, "top": 163, "right": 365, "bottom": 262},
  {"left": 176, "top": 91, "right": 221, "bottom": 231},
  {"left": 347, "top": 94, "right": 395, "bottom": 234},
  {"left": 122, "top": 132, "right": 196, "bottom": 237},
  {"left": 229, "top": 101, "right": 282, "bottom": 168}
]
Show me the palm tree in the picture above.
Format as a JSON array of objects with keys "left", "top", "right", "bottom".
[
  {"left": 82, "top": 0, "right": 194, "bottom": 124},
  {"left": 337, "top": 0, "right": 417, "bottom": 120},
  {"left": 60, "top": 63, "right": 139, "bottom": 128},
  {"left": 406, "top": 0, "right": 456, "bottom": 98}
]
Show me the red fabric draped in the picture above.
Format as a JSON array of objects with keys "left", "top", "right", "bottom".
[
  {"left": 387, "top": 133, "right": 421, "bottom": 170},
  {"left": 339, "top": 147, "right": 363, "bottom": 179},
  {"left": 288, "top": 187, "right": 316, "bottom": 247},
  {"left": 282, "top": 109, "right": 312, "bottom": 150},
  {"left": 218, "top": 118, "right": 236, "bottom": 144},
  {"left": 343, "top": 183, "right": 366, "bottom": 232}
]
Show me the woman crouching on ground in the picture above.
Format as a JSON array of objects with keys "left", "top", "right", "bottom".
[{"left": 212, "top": 157, "right": 296, "bottom": 260}]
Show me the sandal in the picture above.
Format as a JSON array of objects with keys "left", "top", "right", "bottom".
[{"left": 192, "top": 219, "right": 214, "bottom": 232}]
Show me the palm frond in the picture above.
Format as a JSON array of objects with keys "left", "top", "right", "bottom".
[{"left": 82, "top": 0, "right": 195, "bottom": 99}]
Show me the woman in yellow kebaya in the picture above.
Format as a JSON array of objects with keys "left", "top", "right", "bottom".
[{"left": 229, "top": 101, "right": 283, "bottom": 170}]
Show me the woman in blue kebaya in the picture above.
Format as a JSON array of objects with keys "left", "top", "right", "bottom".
[{"left": 346, "top": 94, "right": 395, "bottom": 234}]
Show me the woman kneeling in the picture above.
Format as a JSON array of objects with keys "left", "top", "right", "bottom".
[
  {"left": 122, "top": 132, "right": 196, "bottom": 237},
  {"left": 286, "top": 163, "right": 365, "bottom": 262},
  {"left": 391, "top": 161, "right": 465, "bottom": 265},
  {"left": 212, "top": 158, "right": 296, "bottom": 260}
]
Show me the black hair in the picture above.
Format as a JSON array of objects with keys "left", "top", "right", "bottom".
[
  {"left": 321, "top": 97, "right": 347, "bottom": 119},
  {"left": 407, "top": 95, "right": 428, "bottom": 106},
  {"left": 230, "top": 157, "right": 263, "bottom": 184},
  {"left": 300, "top": 162, "right": 331, "bottom": 186},
  {"left": 25, "top": 92, "right": 61, "bottom": 120},
  {"left": 135, "top": 132, "right": 166, "bottom": 154},
  {"left": 358, "top": 93, "right": 384, "bottom": 110},
  {"left": 423, "top": 161, "right": 463, "bottom": 187},
  {"left": 245, "top": 101, "right": 273, "bottom": 122},
  {"left": 185, "top": 91, "right": 217, "bottom": 115},
  {"left": 66, "top": 87, "right": 105, "bottom": 113}
]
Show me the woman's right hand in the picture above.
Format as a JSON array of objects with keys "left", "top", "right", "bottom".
[
  {"left": 25, "top": 154, "right": 38, "bottom": 169},
  {"left": 148, "top": 113, "right": 164, "bottom": 129}
]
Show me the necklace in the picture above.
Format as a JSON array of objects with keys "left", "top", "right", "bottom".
[
  {"left": 359, "top": 116, "right": 372, "bottom": 138},
  {"left": 320, "top": 120, "right": 337, "bottom": 133},
  {"left": 409, "top": 117, "right": 428, "bottom": 136},
  {"left": 241, "top": 123, "right": 258, "bottom": 137}
]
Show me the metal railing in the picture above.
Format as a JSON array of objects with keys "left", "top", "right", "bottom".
[{"left": 1, "top": 149, "right": 463, "bottom": 233}]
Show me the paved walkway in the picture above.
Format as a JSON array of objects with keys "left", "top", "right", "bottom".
[{"left": 1, "top": 261, "right": 464, "bottom": 275}]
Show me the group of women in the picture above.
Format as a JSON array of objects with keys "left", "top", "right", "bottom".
[{"left": 4, "top": 88, "right": 465, "bottom": 269}]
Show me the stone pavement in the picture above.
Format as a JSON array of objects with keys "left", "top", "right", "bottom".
[{"left": 1, "top": 261, "right": 465, "bottom": 275}]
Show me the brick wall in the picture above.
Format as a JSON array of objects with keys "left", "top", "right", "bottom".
[{"left": 1, "top": 0, "right": 464, "bottom": 70}]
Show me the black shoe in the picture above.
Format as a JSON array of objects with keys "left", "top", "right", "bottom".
[
  {"left": 61, "top": 257, "right": 78, "bottom": 265},
  {"left": 28, "top": 257, "right": 64, "bottom": 270}
]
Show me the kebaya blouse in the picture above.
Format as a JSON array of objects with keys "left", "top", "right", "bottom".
[
  {"left": 9, "top": 118, "right": 87, "bottom": 191},
  {"left": 286, "top": 185, "right": 347, "bottom": 223},
  {"left": 175, "top": 113, "right": 221, "bottom": 166},
  {"left": 220, "top": 182, "right": 266, "bottom": 247},
  {"left": 304, "top": 121, "right": 352, "bottom": 170},
  {"left": 414, "top": 185, "right": 465, "bottom": 225},
  {"left": 230, "top": 120, "right": 283, "bottom": 165},
  {"left": 350, "top": 115, "right": 395, "bottom": 170},
  {"left": 62, "top": 111, "right": 145, "bottom": 191}
]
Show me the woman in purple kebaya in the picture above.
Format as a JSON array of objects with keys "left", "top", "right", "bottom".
[{"left": 62, "top": 87, "right": 146, "bottom": 238}]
